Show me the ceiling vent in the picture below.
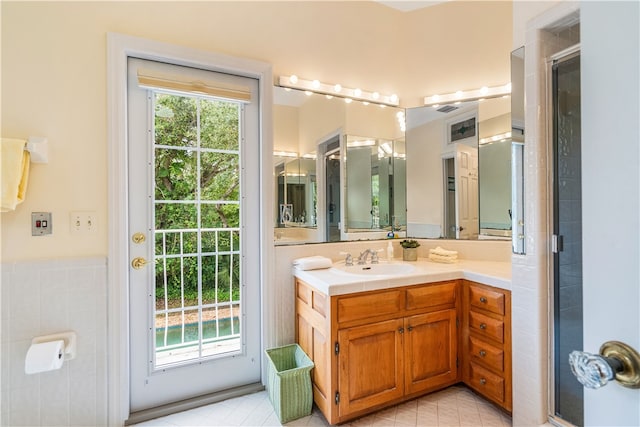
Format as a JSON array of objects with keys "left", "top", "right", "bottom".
[{"left": 437, "top": 105, "right": 458, "bottom": 113}]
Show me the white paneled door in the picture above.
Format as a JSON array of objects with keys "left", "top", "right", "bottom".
[
  {"left": 126, "top": 57, "right": 261, "bottom": 412},
  {"left": 455, "top": 144, "right": 479, "bottom": 240}
]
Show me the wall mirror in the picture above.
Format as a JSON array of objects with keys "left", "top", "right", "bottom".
[
  {"left": 344, "top": 135, "right": 406, "bottom": 238},
  {"left": 273, "top": 86, "right": 405, "bottom": 244},
  {"left": 273, "top": 85, "right": 515, "bottom": 244},
  {"left": 511, "top": 46, "right": 526, "bottom": 254},
  {"left": 274, "top": 155, "right": 317, "bottom": 243},
  {"left": 406, "top": 96, "right": 512, "bottom": 240}
]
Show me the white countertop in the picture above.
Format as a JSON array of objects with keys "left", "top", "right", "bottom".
[{"left": 293, "top": 258, "right": 511, "bottom": 296}]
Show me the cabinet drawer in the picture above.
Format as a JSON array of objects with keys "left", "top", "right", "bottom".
[
  {"left": 469, "top": 362, "right": 504, "bottom": 403},
  {"left": 468, "top": 336, "right": 504, "bottom": 372},
  {"left": 469, "top": 311, "right": 504, "bottom": 343},
  {"left": 406, "top": 281, "right": 457, "bottom": 311},
  {"left": 469, "top": 284, "right": 505, "bottom": 316},
  {"left": 337, "top": 289, "right": 403, "bottom": 324}
]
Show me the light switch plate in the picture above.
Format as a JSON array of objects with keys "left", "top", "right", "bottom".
[
  {"left": 32, "top": 212, "right": 53, "bottom": 236},
  {"left": 70, "top": 211, "right": 98, "bottom": 234}
]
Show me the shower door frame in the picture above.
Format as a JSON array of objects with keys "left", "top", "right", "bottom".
[{"left": 546, "top": 43, "right": 582, "bottom": 427}]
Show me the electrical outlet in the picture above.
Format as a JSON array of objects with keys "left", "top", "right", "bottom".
[{"left": 70, "top": 211, "right": 98, "bottom": 234}]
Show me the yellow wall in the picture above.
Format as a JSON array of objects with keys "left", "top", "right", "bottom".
[{"left": 1, "top": 1, "right": 511, "bottom": 262}]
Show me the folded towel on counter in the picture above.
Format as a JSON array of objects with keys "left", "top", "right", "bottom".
[
  {"left": 429, "top": 246, "right": 458, "bottom": 257},
  {"left": 428, "top": 247, "right": 458, "bottom": 264},
  {"left": 1, "top": 138, "right": 30, "bottom": 212},
  {"left": 429, "top": 253, "right": 458, "bottom": 264},
  {"left": 293, "top": 255, "right": 333, "bottom": 271}
]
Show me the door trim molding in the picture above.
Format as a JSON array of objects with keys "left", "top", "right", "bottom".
[{"left": 106, "top": 33, "right": 273, "bottom": 426}]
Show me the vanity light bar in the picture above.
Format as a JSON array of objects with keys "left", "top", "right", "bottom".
[
  {"left": 279, "top": 75, "right": 400, "bottom": 107},
  {"left": 273, "top": 150, "right": 298, "bottom": 157},
  {"left": 347, "top": 139, "right": 376, "bottom": 148},
  {"left": 479, "top": 131, "right": 512, "bottom": 145},
  {"left": 424, "top": 83, "right": 511, "bottom": 107}
]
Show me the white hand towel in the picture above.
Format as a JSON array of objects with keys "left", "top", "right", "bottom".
[
  {"left": 429, "top": 246, "right": 458, "bottom": 257},
  {"left": 1, "top": 138, "right": 30, "bottom": 212},
  {"left": 293, "top": 256, "right": 333, "bottom": 271}
]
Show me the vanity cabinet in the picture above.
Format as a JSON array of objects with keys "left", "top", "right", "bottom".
[
  {"left": 295, "top": 279, "right": 459, "bottom": 424},
  {"left": 461, "top": 280, "right": 512, "bottom": 411}
]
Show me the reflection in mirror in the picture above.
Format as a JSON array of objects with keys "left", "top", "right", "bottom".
[
  {"left": 274, "top": 154, "right": 318, "bottom": 244},
  {"left": 511, "top": 46, "right": 526, "bottom": 254},
  {"left": 273, "top": 86, "right": 406, "bottom": 244},
  {"left": 276, "top": 157, "right": 316, "bottom": 226},
  {"left": 406, "top": 97, "right": 511, "bottom": 240},
  {"left": 345, "top": 136, "right": 406, "bottom": 234},
  {"left": 478, "top": 98, "right": 512, "bottom": 239}
]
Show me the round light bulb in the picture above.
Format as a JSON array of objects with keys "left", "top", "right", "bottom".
[
  {"left": 325, "top": 95, "right": 333, "bottom": 100},
  {"left": 372, "top": 92, "right": 380, "bottom": 100},
  {"left": 312, "top": 80, "right": 320, "bottom": 89},
  {"left": 390, "top": 94, "right": 399, "bottom": 104},
  {"left": 432, "top": 94, "right": 440, "bottom": 102},
  {"left": 344, "top": 98, "right": 352, "bottom": 104},
  {"left": 304, "top": 91, "right": 313, "bottom": 96},
  {"left": 334, "top": 84, "right": 342, "bottom": 93},
  {"left": 354, "top": 88, "right": 362, "bottom": 97},
  {"left": 480, "top": 86, "right": 489, "bottom": 95},
  {"left": 289, "top": 75, "right": 298, "bottom": 84},
  {"left": 455, "top": 91, "right": 463, "bottom": 99}
]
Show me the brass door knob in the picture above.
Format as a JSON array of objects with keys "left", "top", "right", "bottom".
[
  {"left": 131, "top": 257, "right": 148, "bottom": 269},
  {"left": 132, "top": 232, "right": 146, "bottom": 244}
]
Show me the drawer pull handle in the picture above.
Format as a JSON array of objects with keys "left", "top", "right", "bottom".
[
  {"left": 480, "top": 296, "right": 488, "bottom": 303},
  {"left": 480, "top": 323, "right": 487, "bottom": 330},
  {"left": 480, "top": 378, "right": 487, "bottom": 385},
  {"left": 479, "top": 350, "right": 487, "bottom": 357},
  {"left": 398, "top": 327, "right": 404, "bottom": 334},
  {"left": 407, "top": 326, "right": 414, "bottom": 332}
]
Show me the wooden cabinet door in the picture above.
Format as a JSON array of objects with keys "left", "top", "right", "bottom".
[
  {"left": 338, "top": 318, "right": 404, "bottom": 417},
  {"left": 404, "top": 309, "right": 458, "bottom": 395}
]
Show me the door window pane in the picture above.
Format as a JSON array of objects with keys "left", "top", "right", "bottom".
[{"left": 153, "top": 92, "right": 242, "bottom": 368}]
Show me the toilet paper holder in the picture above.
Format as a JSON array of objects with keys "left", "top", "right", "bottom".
[{"left": 32, "top": 331, "right": 77, "bottom": 361}]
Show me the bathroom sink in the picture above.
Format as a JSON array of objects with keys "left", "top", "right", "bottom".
[{"left": 331, "top": 262, "right": 417, "bottom": 278}]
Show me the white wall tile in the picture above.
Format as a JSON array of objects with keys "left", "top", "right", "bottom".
[
  {"left": 511, "top": 2, "right": 580, "bottom": 425},
  {"left": 1, "top": 258, "right": 107, "bottom": 426}
]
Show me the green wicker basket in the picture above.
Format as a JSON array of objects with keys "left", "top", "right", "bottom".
[{"left": 265, "top": 344, "right": 314, "bottom": 423}]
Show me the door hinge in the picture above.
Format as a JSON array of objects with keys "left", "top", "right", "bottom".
[
  {"left": 456, "top": 357, "right": 459, "bottom": 368},
  {"left": 335, "top": 391, "right": 340, "bottom": 404},
  {"left": 335, "top": 342, "right": 340, "bottom": 355}
]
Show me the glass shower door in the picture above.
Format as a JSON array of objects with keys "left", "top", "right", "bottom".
[{"left": 552, "top": 50, "right": 583, "bottom": 426}]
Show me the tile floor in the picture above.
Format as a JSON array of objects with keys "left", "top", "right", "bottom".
[{"left": 132, "top": 384, "right": 512, "bottom": 427}]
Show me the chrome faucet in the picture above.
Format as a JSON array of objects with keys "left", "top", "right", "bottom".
[
  {"left": 357, "top": 249, "right": 379, "bottom": 265},
  {"left": 344, "top": 253, "right": 353, "bottom": 266}
]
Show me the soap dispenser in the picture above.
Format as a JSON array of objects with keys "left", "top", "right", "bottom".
[{"left": 387, "top": 241, "right": 394, "bottom": 260}]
